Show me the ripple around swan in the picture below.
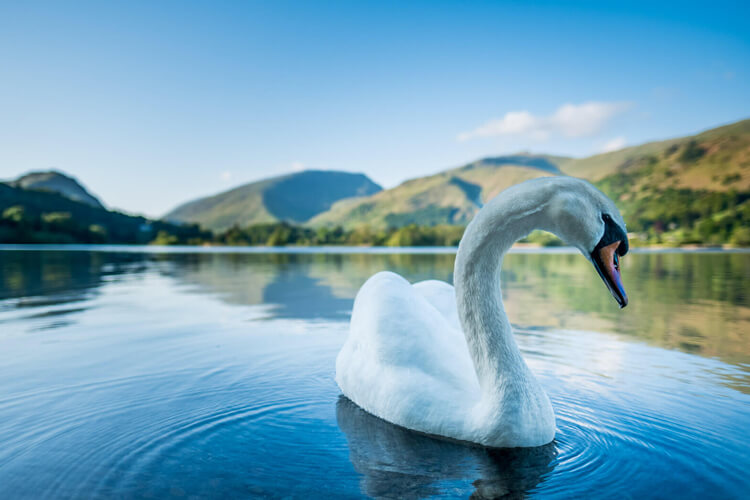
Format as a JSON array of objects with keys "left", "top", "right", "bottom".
[
  {"left": 334, "top": 385, "right": 750, "bottom": 499},
  {"left": 0, "top": 340, "right": 747, "bottom": 499},
  {"left": 333, "top": 326, "right": 750, "bottom": 499}
]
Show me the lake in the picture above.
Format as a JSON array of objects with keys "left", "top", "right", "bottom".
[{"left": 0, "top": 246, "right": 749, "bottom": 499}]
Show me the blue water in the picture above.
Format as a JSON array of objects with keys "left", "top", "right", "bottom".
[{"left": 0, "top": 248, "right": 748, "bottom": 499}]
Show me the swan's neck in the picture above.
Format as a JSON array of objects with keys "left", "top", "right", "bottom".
[{"left": 454, "top": 183, "right": 558, "bottom": 398}]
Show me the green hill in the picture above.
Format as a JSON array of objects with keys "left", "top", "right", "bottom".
[
  {"left": 575, "top": 119, "right": 750, "bottom": 245},
  {"left": 0, "top": 182, "right": 207, "bottom": 244},
  {"left": 310, "top": 155, "right": 566, "bottom": 228},
  {"left": 7, "top": 170, "right": 105, "bottom": 208},
  {"left": 308, "top": 120, "right": 750, "bottom": 246},
  {"left": 560, "top": 119, "right": 750, "bottom": 190},
  {"left": 164, "top": 170, "right": 382, "bottom": 232}
]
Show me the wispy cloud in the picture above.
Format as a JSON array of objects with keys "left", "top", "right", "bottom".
[
  {"left": 598, "top": 136, "right": 627, "bottom": 153},
  {"left": 458, "top": 101, "right": 631, "bottom": 142},
  {"left": 220, "top": 171, "right": 233, "bottom": 182},
  {"left": 290, "top": 161, "right": 306, "bottom": 172}
]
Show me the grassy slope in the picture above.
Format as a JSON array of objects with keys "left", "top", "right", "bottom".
[
  {"left": 165, "top": 170, "right": 381, "bottom": 232},
  {"left": 586, "top": 119, "right": 750, "bottom": 245},
  {"left": 165, "top": 179, "right": 277, "bottom": 231},
  {"left": 310, "top": 157, "right": 561, "bottom": 228},
  {"left": 561, "top": 119, "right": 750, "bottom": 190}
]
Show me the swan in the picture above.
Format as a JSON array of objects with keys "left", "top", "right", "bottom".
[{"left": 335, "top": 176, "right": 629, "bottom": 448}]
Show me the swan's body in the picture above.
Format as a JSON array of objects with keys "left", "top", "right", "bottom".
[{"left": 336, "top": 176, "right": 628, "bottom": 448}]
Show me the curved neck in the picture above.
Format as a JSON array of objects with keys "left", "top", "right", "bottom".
[{"left": 454, "top": 180, "right": 559, "bottom": 396}]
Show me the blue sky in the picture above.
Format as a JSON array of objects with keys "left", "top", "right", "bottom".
[{"left": 1, "top": 1, "right": 748, "bottom": 216}]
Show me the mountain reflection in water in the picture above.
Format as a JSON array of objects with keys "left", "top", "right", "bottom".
[{"left": 2, "top": 249, "right": 747, "bottom": 365}]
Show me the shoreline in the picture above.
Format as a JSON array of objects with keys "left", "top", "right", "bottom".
[{"left": 1, "top": 243, "right": 748, "bottom": 255}]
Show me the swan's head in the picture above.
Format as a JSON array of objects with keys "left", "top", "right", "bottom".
[{"left": 545, "top": 178, "right": 629, "bottom": 308}]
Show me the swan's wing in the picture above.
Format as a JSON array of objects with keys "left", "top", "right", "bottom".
[
  {"left": 336, "top": 271, "right": 479, "bottom": 437},
  {"left": 337, "top": 271, "right": 476, "bottom": 395},
  {"left": 412, "top": 279, "right": 461, "bottom": 332}
]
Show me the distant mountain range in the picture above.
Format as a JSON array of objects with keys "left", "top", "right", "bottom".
[
  {"left": 3, "top": 118, "right": 748, "bottom": 245},
  {"left": 164, "top": 170, "right": 382, "bottom": 231}
]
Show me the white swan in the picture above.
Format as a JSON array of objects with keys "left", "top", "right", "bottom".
[{"left": 336, "top": 176, "right": 629, "bottom": 448}]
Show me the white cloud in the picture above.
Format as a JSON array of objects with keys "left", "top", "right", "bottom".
[
  {"left": 290, "top": 161, "right": 305, "bottom": 172},
  {"left": 599, "top": 136, "right": 627, "bottom": 153},
  {"left": 220, "top": 171, "right": 233, "bottom": 182},
  {"left": 458, "top": 101, "right": 631, "bottom": 142}
]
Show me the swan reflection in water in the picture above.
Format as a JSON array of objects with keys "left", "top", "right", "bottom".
[{"left": 336, "top": 396, "right": 557, "bottom": 499}]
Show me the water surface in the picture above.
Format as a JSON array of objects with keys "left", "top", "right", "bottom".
[{"left": 1, "top": 247, "right": 749, "bottom": 498}]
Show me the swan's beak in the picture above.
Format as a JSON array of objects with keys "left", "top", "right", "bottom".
[{"left": 591, "top": 240, "right": 628, "bottom": 308}]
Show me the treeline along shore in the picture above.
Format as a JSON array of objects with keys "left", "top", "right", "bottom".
[
  {"left": 2, "top": 203, "right": 749, "bottom": 248},
  {"left": 2, "top": 176, "right": 750, "bottom": 247}
]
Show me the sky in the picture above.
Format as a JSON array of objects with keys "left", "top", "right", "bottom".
[{"left": 1, "top": 1, "right": 748, "bottom": 217}]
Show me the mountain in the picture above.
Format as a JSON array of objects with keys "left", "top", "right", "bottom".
[
  {"left": 310, "top": 120, "right": 750, "bottom": 234},
  {"left": 0, "top": 181, "right": 207, "bottom": 245},
  {"left": 310, "top": 155, "right": 567, "bottom": 228},
  {"left": 165, "top": 170, "right": 382, "bottom": 231},
  {"left": 7, "top": 170, "right": 104, "bottom": 208},
  {"left": 561, "top": 119, "right": 750, "bottom": 190},
  {"left": 565, "top": 119, "right": 750, "bottom": 245}
]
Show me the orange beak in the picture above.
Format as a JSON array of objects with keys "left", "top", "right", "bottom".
[{"left": 591, "top": 240, "right": 628, "bottom": 308}]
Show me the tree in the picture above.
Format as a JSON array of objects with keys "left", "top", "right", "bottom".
[
  {"left": 730, "top": 227, "right": 750, "bottom": 247},
  {"left": 151, "top": 230, "right": 180, "bottom": 245},
  {"left": 3, "top": 206, "right": 27, "bottom": 223}
]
